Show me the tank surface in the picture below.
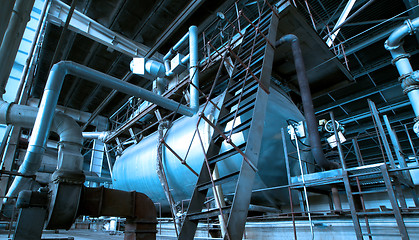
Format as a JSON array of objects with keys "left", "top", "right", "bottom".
[{"left": 112, "top": 87, "right": 309, "bottom": 210}]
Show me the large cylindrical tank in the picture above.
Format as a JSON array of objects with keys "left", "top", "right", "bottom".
[{"left": 112, "top": 87, "right": 309, "bottom": 210}]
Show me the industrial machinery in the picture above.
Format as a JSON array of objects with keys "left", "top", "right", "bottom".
[{"left": 0, "top": 0, "right": 419, "bottom": 240}]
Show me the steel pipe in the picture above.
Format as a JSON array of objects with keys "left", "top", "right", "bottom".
[
  {"left": 0, "top": 0, "right": 16, "bottom": 46},
  {"left": 276, "top": 34, "right": 338, "bottom": 170},
  {"left": 6, "top": 60, "right": 199, "bottom": 200},
  {"left": 385, "top": 17, "right": 419, "bottom": 136},
  {"left": 0, "top": 0, "right": 36, "bottom": 95},
  {"left": 0, "top": 98, "right": 83, "bottom": 200},
  {"left": 163, "top": 26, "right": 199, "bottom": 113}
]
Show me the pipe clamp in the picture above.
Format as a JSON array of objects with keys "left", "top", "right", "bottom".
[
  {"left": 405, "top": 19, "right": 416, "bottom": 35},
  {"left": 391, "top": 53, "right": 410, "bottom": 65}
]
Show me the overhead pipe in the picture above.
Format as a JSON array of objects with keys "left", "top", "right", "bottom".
[
  {"left": 0, "top": 0, "right": 36, "bottom": 95},
  {"left": 82, "top": 131, "right": 110, "bottom": 142},
  {"left": 5, "top": 60, "right": 200, "bottom": 199},
  {"left": 276, "top": 34, "right": 338, "bottom": 170},
  {"left": 385, "top": 17, "right": 419, "bottom": 136}
]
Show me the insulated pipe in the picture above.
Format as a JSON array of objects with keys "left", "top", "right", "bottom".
[
  {"left": 0, "top": 99, "right": 84, "bottom": 199},
  {"left": 0, "top": 0, "right": 36, "bottom": 95},
  {"left": 0, "top": 0, "right": 16, "bottom": 46},
  {"left": 276, "top": 35, "right": 338, "bottom": 170},
  {"left": 385, "top": 18, "right": 419, "bottom": 135},
  {"left": 6, "top": 60, "right": 196, "bottom": 199},
  {"left": 82, "top": 131, "right": 110, "bottom": 142},
  {"left": 163, "top": 26, "right": 199, "bottom": 113},
  {"left": 189, "top": 26, "right": 199, "bottom": 113}
]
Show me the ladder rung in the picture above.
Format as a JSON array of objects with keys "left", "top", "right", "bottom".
[
  {"left": 208, "top": 143, "right": 246, "bottom": 165},
  {"left": 218, "top": 101, "right": 255, "bottom": 126},
  {"left": 363, "top": 233, "right": 401, "bottom": 236},
  {"left": 197, "top": 171, "right": 240, "bottom": 192},
  {"left": 352, "top": 189, "right": 387, "bottom": 195},
  {"left": 228, "top": 69, "right": 262, "bottom": 94},
  {"left": 212, "top": 118, "right": 252, "bottom": 143},
  {"left": 187, "top": 206, "right": 231, "bottom": 221},
  {"left": 356, "top": 211, "right": 394, "bottom": 216},
  {"left": 224, "top": 84, "right": 258, "bottom": 109}
]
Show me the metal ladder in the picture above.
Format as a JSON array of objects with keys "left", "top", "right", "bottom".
[
  {"left": 178, "top": 8, "right": 279, "bottom": 240},
  {"left": 342, "top": 164, "right": 410, "bottom": 240}
]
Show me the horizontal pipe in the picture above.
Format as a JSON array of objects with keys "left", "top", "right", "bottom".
[
  {"left": 57, "top": 61, "right": 194, "bottom": 116},
  {"left": 6, "top": 60, "right": 198, "bottom": 200},
  {"left": 82, "top": 131, "right": 109, "bottom": 142}
]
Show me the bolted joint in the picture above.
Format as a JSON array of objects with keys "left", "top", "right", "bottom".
[
  {"left": 391, "top": 53, "right": 410, "bottom": 65},
  {"left": 51, "top": 169, "right": 85, "bottom": 185},
  {"left": 400, "top": 70, "right": 419, "bottom": 94}
]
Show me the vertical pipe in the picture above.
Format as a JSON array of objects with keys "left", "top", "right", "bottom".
[
  {"left": 0, "top": 0, "right": 36, "bottom": 95},
  {"left": 276, "top": 34, "right": 337, "bottom": 170},
  {"left": 330, "top": 111, "right": 346, "bottom": 169},
  {"left": 189, "top": 25, "right": 199, "bottom": 113},
  {"left": 0, "top": 0, "right": 16, "bottom": 46}
]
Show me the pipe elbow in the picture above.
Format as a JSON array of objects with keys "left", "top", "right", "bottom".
[
  {"left": 275, "top": 34, "right": 298, "bottom": 48},
  {"left": 51, "top": 112, "right": 83, "bottom": 146}
]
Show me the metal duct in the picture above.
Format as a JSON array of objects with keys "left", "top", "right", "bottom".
[
  {"left": 275, "top": 34, "right": 338, "bottom": 170},
  {"left": 0, "top": 0, "right": 36, "bottom": 95},
  {"left": 385, "top": 17, "right": 419, "bottom": 136}
]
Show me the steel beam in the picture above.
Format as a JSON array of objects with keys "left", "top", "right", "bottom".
[{"left": 47, "top": 0, "right": 163, "bottom": 61}]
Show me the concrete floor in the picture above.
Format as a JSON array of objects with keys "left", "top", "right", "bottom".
[{"left": 0, "top": 230, "right": 124, "bottom": 240}]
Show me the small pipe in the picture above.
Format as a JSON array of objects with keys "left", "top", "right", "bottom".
[
  {"left": 189, "top": 26, "right": 199, "bottom": 113},
  {"left": 276, "top": 34, "right": 338, "bottom": 170}
]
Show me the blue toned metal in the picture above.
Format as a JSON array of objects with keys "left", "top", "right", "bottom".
[
  {"left": 188, "top": 25, "right": 199, "bottom": 113},
  {"left": 112, "top": 88, "right": 309, "bottom": 211},
  {"left": 6, "top": 60, "right": 199, "bottom": 200}
]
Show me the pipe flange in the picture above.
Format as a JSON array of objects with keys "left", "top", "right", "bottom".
[
  {"left": 402, "top": 84, "right": 419, "bottom": 94},
  {"left": 384, "top": 39, "right": 402, "bottom": 51},
  {"left": 391, "top": 53, "right": 410, "bottom": 65},
  {"left": 51, "top": 170, "right": 85, "bottom": 185},
  {"left": 405, "top": 19, "right": 417, "bottom": 35},
  {"left": 398, "top": 73, "right": 412, "bottom": 82}
]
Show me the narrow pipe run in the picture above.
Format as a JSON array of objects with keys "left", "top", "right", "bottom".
[{"left": 275, "top": 34, "right": 338, "bottom": 170}]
